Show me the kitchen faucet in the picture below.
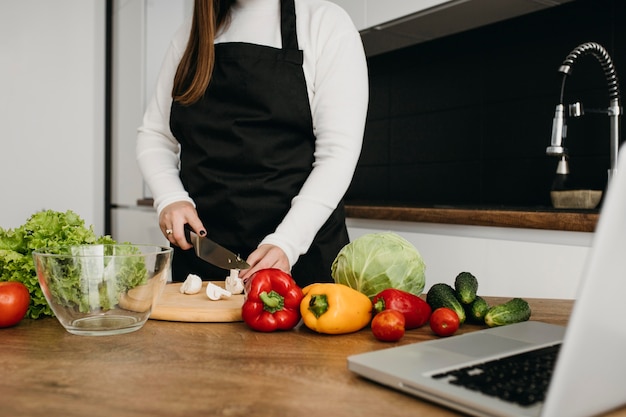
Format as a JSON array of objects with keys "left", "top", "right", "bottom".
[{"left": 546, "top": 42, "right": 622, "bottom": 185}]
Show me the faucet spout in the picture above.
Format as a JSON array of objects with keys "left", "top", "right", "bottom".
[
  {"left": 609, "top": 97, "right": 621, "bottom": 180},
  {"left": 546, "top": 103, "right": 566, "bottom": 157},
  {"left": 547, "top": 42, "right": 622, "bottom": 182}
]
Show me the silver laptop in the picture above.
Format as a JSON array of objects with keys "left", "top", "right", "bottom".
[{"left": 348, "top": 151, "right": 626, "bottom": 417}]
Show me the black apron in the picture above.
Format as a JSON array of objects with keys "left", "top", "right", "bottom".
[{"left": 169, "top": 0, "right": 348, "bottom": 286}]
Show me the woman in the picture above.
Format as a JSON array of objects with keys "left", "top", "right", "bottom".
[{"left": 136, "top": 0, "right": 368, "bottom": 286}]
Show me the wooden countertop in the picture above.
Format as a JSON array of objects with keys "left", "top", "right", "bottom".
[
  {"left": 2, "top": 297, "right": 624, "bottom": 417},
  {"left": 346, "top": 205, "right": 599, "bottom": 233}
]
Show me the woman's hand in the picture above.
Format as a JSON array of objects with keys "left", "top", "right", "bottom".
[
  {"left": 240, "top": 244, "right": 290, "bottom": 279},
  {"left": 159, "top": 201, "right": 206, "bottom": 250}
]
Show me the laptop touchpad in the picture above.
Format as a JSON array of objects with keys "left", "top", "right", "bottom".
[{"left": 435, "top": 333, "right": 533, "bottom": 358}]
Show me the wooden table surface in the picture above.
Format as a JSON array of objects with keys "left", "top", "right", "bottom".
[{"left": 1, "top": 297, "right": 623, "bottom": 417}]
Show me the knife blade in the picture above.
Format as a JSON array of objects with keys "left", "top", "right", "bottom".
[{"left": 184, "top": 226, "right": 250, "bottom": 270}]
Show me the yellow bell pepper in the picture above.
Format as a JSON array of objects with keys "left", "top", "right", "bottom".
[{"left": 300, "top": 283, "right": 372, "bottom": 334}]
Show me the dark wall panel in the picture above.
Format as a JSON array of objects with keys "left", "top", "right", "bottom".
[{"left": 346, "top": 0, "right": 625, "bottom": 209}]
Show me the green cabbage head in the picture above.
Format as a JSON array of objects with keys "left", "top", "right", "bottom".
[{"left": 331, "top": 232, "right": 426, "bottom": 298}]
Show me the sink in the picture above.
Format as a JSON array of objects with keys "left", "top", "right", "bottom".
[{"left": 550, "top": 189, "right": 602, "bottom": 209}]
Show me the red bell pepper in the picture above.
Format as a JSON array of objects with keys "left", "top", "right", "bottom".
[
  {"left": 241, "top": 268, "right": 303, "bottom": 332},
  {"left": 372, "top": 288, "right": 431, "bottom": 329}
]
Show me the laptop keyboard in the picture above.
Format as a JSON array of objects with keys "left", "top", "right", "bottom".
[{"left": 431, "top": 344, "right": 561, "bottom": 407}]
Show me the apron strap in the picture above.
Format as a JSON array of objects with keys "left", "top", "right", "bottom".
[{"left": 280, "top": 0, "right": 299, "bottom": 51}]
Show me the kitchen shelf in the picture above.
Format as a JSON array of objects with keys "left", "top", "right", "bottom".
[{"left": 345, "top": 205, "right": 598, "bottom": 233}]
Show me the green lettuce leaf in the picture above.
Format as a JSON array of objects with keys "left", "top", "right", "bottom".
[{"left": 0, "top": 210, "right": 118, "bottom": 319}]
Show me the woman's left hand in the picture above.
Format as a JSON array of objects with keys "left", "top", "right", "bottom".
[{"left": 240, "top": 244, "right": 290, "bottom": 279}]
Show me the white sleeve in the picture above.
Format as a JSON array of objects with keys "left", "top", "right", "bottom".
[
  {"left": 136, "top": 28, "right": 195, "bottom": 215},
  {"left": 260, "top": 6, "right": 369, "bottom": 267}
]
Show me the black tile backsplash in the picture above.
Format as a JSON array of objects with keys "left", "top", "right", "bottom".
[{"left": 345, "top": 0, "right": 625, "bottom": 208}]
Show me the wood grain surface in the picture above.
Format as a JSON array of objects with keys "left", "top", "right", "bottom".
[
  {"left": 346, "top": 205, "right": 599, "bottom": 232},
  {"left": 149, "top": 281, "right": 244, "bottom": 322},
  {"left": 4, "top": 297, "right": 626, "bottom": 417}
]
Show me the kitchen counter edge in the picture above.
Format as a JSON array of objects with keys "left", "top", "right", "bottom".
[{"left": 345, "top": 205, "right": 598, "bottom": 233}]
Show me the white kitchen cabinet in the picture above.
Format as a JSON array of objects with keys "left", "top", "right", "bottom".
[
  {"left": 364, "top": 0, "right": 452, "bottom": 28},
  {"left": 329, "top": 0, "right": 452, "bottom": 30},
  {"left": 348, "top": 218, "right": 592, "bottom": 299},
  {"left": 329, "top": 0, "right": 574, "bottom": 56},
  {"left": 327, "top": 0, "right": 366, "bottom": 29},
  {"left": 111, "top": 0, "right": 192, "bottom": 244},
  {"left": 112, "top": 0, "right": 192, "bottom": 208},
  {"left": 111, "top": 0, "right": 145, "bottom": 208},
  {"left": 111, "top": 207, "right": 168, "bottom": 247}
]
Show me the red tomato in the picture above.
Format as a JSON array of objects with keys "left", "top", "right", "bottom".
[
  {"left": 0, "top": 281, "right": 30, "bottom": 328},
  {"left": 371, "top": 309, "right": 405, "bottom": 342},
  {"left": 429, "top": 307, "right": 460, "bottom": 337}
]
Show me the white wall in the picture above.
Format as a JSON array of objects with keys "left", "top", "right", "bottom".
[
  {"left": 347, "top": 219, "right": 593, "bottom": 299},
  {"left": 0, "top": 1, "right": 106, "bottom": 233}
]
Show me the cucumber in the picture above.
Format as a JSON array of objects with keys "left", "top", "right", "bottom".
[
  {"left": 426, "top": 283, "right": 466, "bottom": 324},
  {"left": 484, "top": 298, "right": 531, "bottom": 327},
  {"left": 454, "top": 271, "right": 478, "bottom": 304},
  {"left": 465, "top": 295, "right": 489, "bottom": 323}
]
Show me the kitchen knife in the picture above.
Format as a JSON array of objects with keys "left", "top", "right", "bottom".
[{"left": 184, "top": 226, "right": 250, "bottom": 270}]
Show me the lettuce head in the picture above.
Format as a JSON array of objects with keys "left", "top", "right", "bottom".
[
  {"left": 0, "top": 209, "right": 116, "bottom": 319},
  {"left": 331, "top": 232, "right": 426, "bottom": 298}
]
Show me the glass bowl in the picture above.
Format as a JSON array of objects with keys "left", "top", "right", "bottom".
[{"left": 33, "top": 244, "right": 172, "bottom": 336}]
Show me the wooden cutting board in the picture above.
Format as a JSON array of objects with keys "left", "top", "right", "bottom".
[{"left": 150, "top": 281, "right": 244, "bottom": 322}]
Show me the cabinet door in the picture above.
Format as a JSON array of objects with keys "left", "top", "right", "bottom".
[
  {"left": 365, "top": 0, "right": 452, "bottom": 28},
  {"left": 112, "top": 0, "right": 192, "bottom": 206},
  {"left": 327, "top": 0, "right": 366, "bottom": 30},
  {"left": 111, "top": 208, "right": 169, "bottom": 247},
  {"left": 112, "top": 0, "right": 145, "bottom": 207}
]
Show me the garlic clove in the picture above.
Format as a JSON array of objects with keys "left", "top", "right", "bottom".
[
  {"left": 180, "top": 274, "right": 203, "bottom": 295},
  {"left": 206, "top": 282, "right": 232, "bottom": 301}
]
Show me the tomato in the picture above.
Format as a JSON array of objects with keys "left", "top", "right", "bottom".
[
  {"left": 0, "top": 281, "right": 30, "bottom": 328},
  {"left": 371, "top": 309, "right": 405, "bottom": 342},
  {"left": 429, "top": 307, "right": 460, "bottom": 337}
]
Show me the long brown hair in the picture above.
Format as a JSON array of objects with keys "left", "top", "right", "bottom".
[{"left": 172, "top": 0, "right": 235, "bottom": 105}]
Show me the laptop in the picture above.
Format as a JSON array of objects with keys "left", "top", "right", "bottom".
[{"left": 348, "top": 151, "right": 626, "bottom": 417}]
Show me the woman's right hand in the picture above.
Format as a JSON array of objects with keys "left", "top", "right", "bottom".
[{"left": 159, "top": 201, "right": 206, "bottom": 250}]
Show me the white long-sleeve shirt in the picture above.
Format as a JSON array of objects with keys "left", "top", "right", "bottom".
[{"left": 136, "top": 0, "right": 368, "bottom": 268}]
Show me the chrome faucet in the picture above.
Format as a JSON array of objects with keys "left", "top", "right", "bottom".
[{"left": 546, "top": 42, "right": 622, "bottom": 184}]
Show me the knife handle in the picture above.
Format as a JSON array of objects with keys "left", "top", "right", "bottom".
[{"left": 183, "top": 224, "right": 194, "bottom": 244}]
